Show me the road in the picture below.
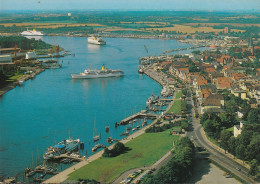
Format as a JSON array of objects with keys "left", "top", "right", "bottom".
[{"left": 186, "top": 90, "right": 257, "bottom": 184}]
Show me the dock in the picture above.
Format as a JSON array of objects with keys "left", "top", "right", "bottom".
[
  {"left": 120, "top": 110, "right": 158, "bottom": 125},
  {"left": 163, "top": 45, "right": 205, "bottom": 54}
]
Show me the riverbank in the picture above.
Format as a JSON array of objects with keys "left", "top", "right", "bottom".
[
  {"left": 43, "top": 66, "right": 178, "bottom": 183},
  {"left": 0, "top": 67, "right": 45, "bottom": 97}
]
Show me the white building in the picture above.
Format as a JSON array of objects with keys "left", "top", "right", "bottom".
[
  {"left": 25, "top": 52, "right": 37, "bottom": 60},
  {"left": 0, "top": 55, "right": 12, "bottom": 63},
  {"left": 234, "top": 122, "right": 244, "bottom": 137}
]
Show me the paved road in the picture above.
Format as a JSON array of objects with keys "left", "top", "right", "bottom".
[{"left": 187, "top": 91, "right": 257, "bottom": 184}]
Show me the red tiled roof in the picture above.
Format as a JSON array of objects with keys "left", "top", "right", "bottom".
[
  {"left": 179, "top": 68, "right": 189, "bottom": 71},
  {"left": 231, "top": 73, "right": 246, "bottom": 81},
  {"left": 216, "top": 77, "right": 231, "bottom": 89},
  {"left": 205, "top": 67, "right": 217, "bottom": 73},
  {"left": 223, "top": 66, "right": 231, "bottom": 70}
]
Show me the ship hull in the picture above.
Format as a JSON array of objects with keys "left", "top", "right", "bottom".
[
  {"left": 87, "top": 37, "right": 106, "bottom": 45},
  {"left": 71, "top": 72, "right": 124, "bottom": 79}
]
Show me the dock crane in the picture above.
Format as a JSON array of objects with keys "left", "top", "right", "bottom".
[{"left": 52, "top": 37, "right": 60, "bottom": 55}]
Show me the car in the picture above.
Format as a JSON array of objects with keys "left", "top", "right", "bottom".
[
  {"left": 135, "top": 180, "right": 140, "bottom": 184},
  {"left": 235, "top": 167, "right": 241, "bottom": 171},
  {"left": 120, "top": 179, "right": 126, "bottom": 184},
  {"left": 225, "top": 174, "right": 232, "bottom": 178}
]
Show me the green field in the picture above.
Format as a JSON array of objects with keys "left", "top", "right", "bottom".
[{"left": 69, "top": 131, "right": 178, "bottom": 183}]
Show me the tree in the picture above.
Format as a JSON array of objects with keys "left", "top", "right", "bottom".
[
  {"left": 247, "top": 108, "right": 260, "bottom": 124},
  {"left": 220, "top": 130, "right": 232, "bottom": 153},
  {"left": 249, "top": 159, "right": 260, "bottom": 177},
  {"left": 228, "top": 136, "right": 237, "bottom": 156}
]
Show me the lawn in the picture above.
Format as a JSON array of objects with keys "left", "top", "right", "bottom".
[
  {"left": 226, "top": 127, "right": 234, "bottom": 133},
  {"left": 175, "top": 91, "right": 183, "bottom": 99},
  {"left": 8, "top": 74, "right": 24, "bottom": 81},
  {"left": 69, "top": 131, "right": 179, "bottom": 183},
  {"left": 167, "top": 100, "right": 187, "bottom": 114}
]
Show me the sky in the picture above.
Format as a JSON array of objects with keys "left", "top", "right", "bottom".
[{"left": 0, "top": 0, "right": 259, "bottom": 11}]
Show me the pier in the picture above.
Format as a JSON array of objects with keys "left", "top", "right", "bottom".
[
  {"left": 52, "top": 154, "right": 85, "bottom": 162},
  {"left": 120, "top": 110, "right": 158, "bottom": 125},
  {"left": 163, "top": 45, "right": 205, "bottom": 54}
]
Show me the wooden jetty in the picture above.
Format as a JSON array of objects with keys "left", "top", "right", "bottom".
[
  {"left": 120, "top": 110, "right": 158, "bottom": 125},
  {"left": 53, "top": 154, "right": 84, "bottom": 162}
]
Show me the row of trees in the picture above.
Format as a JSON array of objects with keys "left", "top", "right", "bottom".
[
  {"left": 201, "top": 91, "right": 260, "bottom": 177},
  {"left": 142, "top": 137, "right": 195, "bottom": 184},
  {"left": 219, "top": 124, "right": 260, "bottom": 177}
]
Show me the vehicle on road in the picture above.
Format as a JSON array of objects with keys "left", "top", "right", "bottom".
[{"left": 235, "top": 167, "right": 241, "bottom": 171}]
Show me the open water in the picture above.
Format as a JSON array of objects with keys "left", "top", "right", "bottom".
[{"left": 0, "top": 37, "right": 191, "bottom": 178}]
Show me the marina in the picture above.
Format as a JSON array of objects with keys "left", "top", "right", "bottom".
[{"left": 0, "top": 37, "right": 191, "bottom": 181}]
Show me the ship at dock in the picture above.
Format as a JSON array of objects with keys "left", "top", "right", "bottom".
[
  {"left": 71, "top": 65, "right": 124, "bottom": 79},
  {"left": 88, "top": 36, "right": 106, "bottom": 45},
  {"left": 21, "top": 28, "right": 44, "bottom": 36},
  {"left": 43, "top": 138, "right": 80, "bottom": 160}
]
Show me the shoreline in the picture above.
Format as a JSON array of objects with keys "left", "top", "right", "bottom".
[
  {"left": 0, "top": 67, "right": 45, "bottom": 97},
  {"left": 43, "top": 67, "right": 176, "bottom": 184}
]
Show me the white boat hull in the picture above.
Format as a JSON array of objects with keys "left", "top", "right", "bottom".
[
  {"left": 71, "top": 73, "right": 123, "bottom": 79},
  {"left": 88, "top": 37, "right": 106, "bottom": 45}
]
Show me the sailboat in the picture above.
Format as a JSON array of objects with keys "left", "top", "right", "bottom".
[{"left": 93, "top": 116, "right": 100, "bottom": 142}]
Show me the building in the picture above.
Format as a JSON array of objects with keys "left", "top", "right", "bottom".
[
  {"left": 234, "top": 122, "right": 244, "bottom": 137},
  {"left": 201, "top": 94, "right": 224, "bottom": 114},
  {"left": 0, "top": 55, "right": 12, "bottom": 63},
  {"left": 224, "top": 27, "right": 229, "bottom": 34},
  {"left": 25, "top": 52, "right": 37, "bottom": 60}
]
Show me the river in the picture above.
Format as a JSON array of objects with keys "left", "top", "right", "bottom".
[{"left": 0, "top": 36, "right": 191, "bottom": 179}]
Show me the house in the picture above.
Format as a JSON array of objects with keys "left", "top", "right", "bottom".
[
  {"left": 216, "top": 77, "right": 232, "bottom": 90},
  {"left": 234, "top": 122, "right": 244, "bottom": 137},
  {"left": 201, "top": 94, "right": 224, "bottom": 114},
  {"left": 205, "top": 67, "right": 217, "bottom": 74}
]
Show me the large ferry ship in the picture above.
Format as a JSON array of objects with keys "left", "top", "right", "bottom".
[
  {"left": 21, "top": 29, "right": 44, "bottom": 36},
  {"left": 88, "top": 36, "right": 106, "bottom": 45},
  {"left": 71, "top": 65, "right": 124, "bottom": 79},
  {"left": 43, "top": 138, "right": 80, "bottom": 160}
]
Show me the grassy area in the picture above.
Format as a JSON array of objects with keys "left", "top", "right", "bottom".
[
  {"left": 175, "top": 91, "right": 183, "bottom": 99},
  {"left": 226, "top": 127, "right": 234, "bottom": 133},
  {"left": 69, "top": 131, "right": 179, "bottom": 183},
  {"left": 8, "top": 74, "right": 24, "bottom": 81},
  {"left": 167, "top": 100, "right": 187, "bottom": 114}
]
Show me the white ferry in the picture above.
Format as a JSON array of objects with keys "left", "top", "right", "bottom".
[
  {"left": 21, "top": 29, "right": 44, "bottom": 36},
  {"left": 88, "top": 36, "right": 106, "bottom": 45},
  {"left": 71, "top": 65, "right": 124, "bottom": 79}
]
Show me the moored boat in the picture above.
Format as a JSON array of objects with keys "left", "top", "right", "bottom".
[{"left": 43, "top": 138, "right": 80, "bottom": 160}]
